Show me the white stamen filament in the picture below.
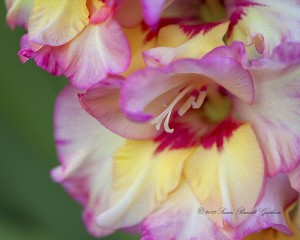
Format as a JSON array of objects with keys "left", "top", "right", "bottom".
[
  {"left": 192, "top": 90, "right": 207, "bottom": 109},
  {"left": 164, "top": 109, "right": 174, "bottom": 133},
  {"left": 178, "top": 95, "right": 196, "bottom": 116},
  {"left": 150, "top": 85, "right": 194, "bottom": 133}
]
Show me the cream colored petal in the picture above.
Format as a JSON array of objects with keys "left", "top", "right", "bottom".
[
  {"left": 96, "top": 140, "right": 195, "bottom": 228},
  {"left": 28, "top": 0, "right": 89, "bottom": 46},
  {"left": 5, "top": 0, "right": 33, "bottom": 29}
]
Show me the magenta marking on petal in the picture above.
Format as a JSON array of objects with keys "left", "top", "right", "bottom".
[
  {"left": 261, "top": 42, "right": 300, "bottom": 65},
  {"left": 227, "top": 10, "right": 245, "bottom": 38},
  {"left": 142, "top": 17, "right": 197, "bottom": 42},
  {"left": 37, "top": 51, "right": 61, "bottom": 75},
  {"left": 54, "top": 139, "right": 71, "bottom": 146},
  {"left": 83, "top": 210, "right": 94, "bottom": 231},
  {"left": 231, "top": 1, "right": 261, "bottom": 8},
  {"left": 200, "top": 119, "right": 241, "bottom": 149},
  {"left": 18, "top": 49, "right": 33, "bottom": 58},
  {"left": 18, "top": 49, "right": 32, "bottom": 63},
  {"left": 19, "top": 42, "right": 64, "bottom": 76},
  {"left": 179, "top": 22, "right": 223, "bottom": 38},
  {"left": 227, "top": 2, "right": 265, "bottom": 37},
  {"left": 61, "top": 176, "right": 90, "bottom": 206},
  {"left": 154, "top": 122, "right": 197, "bottom": 152},
  {"left": 141, "top": 223, "right": 154, "bottom": 240},
  {"left": 155, "top": 118, "right": 241, "bottom": 152}
]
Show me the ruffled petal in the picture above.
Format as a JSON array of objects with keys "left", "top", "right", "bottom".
[
  {"left": 245, "top": 200, "right": 300, "bottom": 240},
  {"left": 141, "top": 181, "right": 229, "bottom": 240},
  {"left": 5, "top": 0, "right": 33, "bottom": 29},
  {"left": 28, "top": 0, "right": 89, "bottom": 46},
  {"left": 80, "top": 76, "right": 159, "bottom": 139},
  {"left": 144, "top": 22, "right": 229, "bottom": 66},
  {"left": 53, "top": 20, "right": 130, "bottom": 89},
  {"left": 184, "top": 124, "right": 264, "bottom": 228},
  {"left": 51, "top": 84, "right": 125, "bottom": 237},
  {"left": 234, "top": 42, "right": 300, "bottom": 176},
  {"left": 18, "top": 34, "right": 64, "bottom": 76},
  {"left": 18, "top": 33, "right": 32, "bottom": 63},
  {"left": 203, "top": 41, "right": 250, "bottom": 68},
  {"left": 231, "top": 175, "right": 297, "bottom": 239},
  {"left": 141, "top": 175, "right": 296, "bottom": 240},
  {"left": 227, "top": 0, "right": 300, "bottom": 56},
  {"left": 96, "top": 140, "right": 195, "bottom": 228}
]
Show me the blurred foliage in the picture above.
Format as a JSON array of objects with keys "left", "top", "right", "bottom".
[{"left": 0, "top": 4, "right": 139, "bottom": 240}]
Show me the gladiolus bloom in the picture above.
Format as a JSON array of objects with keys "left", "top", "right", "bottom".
[{"left": 5, "top": 0, "right": 300, "bottom": 239}]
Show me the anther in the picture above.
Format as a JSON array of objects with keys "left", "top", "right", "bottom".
[{"left": 192, "top": 87, "right": 207, "bottom": 109}]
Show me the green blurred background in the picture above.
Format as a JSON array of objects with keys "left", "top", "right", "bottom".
[{"left": 0, "top": 4, "right": 138, "bottom": 240}]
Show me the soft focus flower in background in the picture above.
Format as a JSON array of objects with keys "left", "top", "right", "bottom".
[{"left": 3, "top": 0, "right": 300, "bottom": 240}]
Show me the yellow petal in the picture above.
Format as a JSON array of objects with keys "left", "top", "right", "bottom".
[
  {"left": 184, "top": 124, "right": 264, "bottom": 228},
  {"left": 123, "top": 25, "right": 157, "bottom": 76},
  {"left": 96, "top": 140, "right": 195, "bottom": 228},
  {"left": 28, "top": 0, "right": 89, "bottom": 46},
  {"left": 144, "top": 22, "right": 229, "bottom": 66},
  {"left": 159, "top": 21, "right": 229, "bottom": 57},
  {"left": 157, "top": 24, "right": 190, "bottom": 48}
]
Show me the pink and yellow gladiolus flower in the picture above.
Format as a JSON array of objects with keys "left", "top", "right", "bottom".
[
  {"left": 5, "top": 0, "right": 300, "bottom": 239},
  {"left": 51, "top": 38, "right": 300, "bottom": 240}
]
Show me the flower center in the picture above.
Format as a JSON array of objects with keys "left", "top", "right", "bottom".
[
  {"left": 196, "top": 0, "right": 227, "bottom": 23},
  {"left": 150, "top": 85, "right": 231, "bottom": 133},
  {"left": 202, "top": 87, "right": 231, "bottom": 123}
]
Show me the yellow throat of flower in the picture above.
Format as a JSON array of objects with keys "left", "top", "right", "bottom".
[{"left": 202, "top": 89, "right": 231, "bottom": 123}]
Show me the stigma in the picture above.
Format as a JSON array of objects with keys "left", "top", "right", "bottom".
[{"left": 150, "top": 85, "right": 207, "bottom": 133}]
